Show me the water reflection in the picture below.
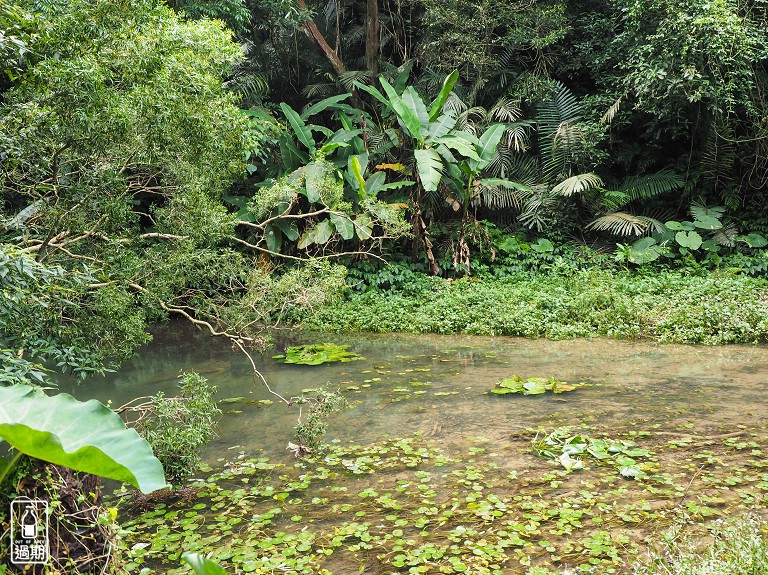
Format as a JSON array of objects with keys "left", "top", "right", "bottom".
[{"left": 67, "top": 321, "right": 768, "bottom": 460}]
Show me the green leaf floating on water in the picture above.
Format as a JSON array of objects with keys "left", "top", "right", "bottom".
[
  {"left": 273, "top": 343, "right": 363, "bottom": 365},
  {"left": 0, "top": 385, "right": 168, "bottom": 493},
  {"left": 490, "top": 375, "right": 582, "bottom": 395}
]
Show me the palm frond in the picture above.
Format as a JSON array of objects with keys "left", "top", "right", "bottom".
[
  {"left": 490, "top": 96, "right": 522, "bottom": 123},
  {"left": 303, "top": 82, "right": 340, "bottom": 99},
  {"left": 226, "top": 72, "right": 270, "bottom": 103},
  {"left": 518, "top": 185, "right": 558, "bottom": 231},
  {"left": 712, "top": 223, "right": 738, "bottom": 247},
  {"left": 504, "top": 122, "right": 532, "bottom": 153},
  {"left": 551, "top": 173, "right": 603, "bottom": 197},
  {"left": 503, "top": 153, "right": 540, "bottom": 185},
  {"left": 339, "top": 70, "right": 373, "bottom": 91},
  {"left": 443, "top": 92, "right": 468, "bottom": 117},
  {"left": 476, "top": 182, "right": 530, "bottom": 211},
  {"left": 619, "top": 170, "right": 684, "bottom": 201},
  {"left": 536, "top": 82, "right": 584, "bottom": 181},
  {"left": 600, "top": 96, "right": 623, "bottom": 125},
  {"left": 586, "top": 212, "right": 652, "bottom": 237}
]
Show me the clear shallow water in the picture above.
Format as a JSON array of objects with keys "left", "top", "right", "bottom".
[{"left": 69, "top": 322, "right": 768, "bottom": 461}]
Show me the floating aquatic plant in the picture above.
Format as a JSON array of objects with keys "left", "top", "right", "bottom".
[
  {"left": 273, "top": 343, "right": 363, "bottom": 365},
  {"left": 490, "top": 376, "right": 584, "bottom": 395},
  {"left": 533, "top": 427, "right": 652, "bottom": 477}
]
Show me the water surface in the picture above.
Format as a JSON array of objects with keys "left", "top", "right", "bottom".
[{"left": 74, "top": 322, "right": 768, "bottom": 459}]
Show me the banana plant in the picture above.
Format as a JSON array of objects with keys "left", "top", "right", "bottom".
[{"left": 355, "top": 72, "right": 528, "bottom": 273}]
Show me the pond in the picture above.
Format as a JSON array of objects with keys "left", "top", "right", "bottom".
[{"left": 78, "top": 323, "right": 768, "bottom": 574}]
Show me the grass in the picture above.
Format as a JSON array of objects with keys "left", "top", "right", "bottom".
[
  {"left": 636, "top": 514, "right": 768, "bottom": 575},
  {"left": 305, "top": 268, "right": 768, "bottom": 344}
]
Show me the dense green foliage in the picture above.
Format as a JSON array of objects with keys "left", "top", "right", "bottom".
[
  {"left": 132, "top": 372, "right": 221, "bottom": 485},
  {"left": 307, "top": 269, "right": 768, "bottom": 344},
  {"left": 637, "top": 515, "right": 768, "bottom": 575},
  {"left": 1, "top": 0, "right": 767, "bottom": 570}
]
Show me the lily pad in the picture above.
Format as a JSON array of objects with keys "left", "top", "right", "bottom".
[
  {"left": 490, "top": 376, "right": 583, "bottom": 395},
  {"left": 273, "top": 343, "right": 363, "bottom": 365}
]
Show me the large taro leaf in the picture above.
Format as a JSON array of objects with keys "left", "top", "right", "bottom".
[{"left": 0, "top": 385, "right": 168, "bottom": 493}]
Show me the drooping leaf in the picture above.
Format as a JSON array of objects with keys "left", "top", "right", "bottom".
[
  {"left": 353, "top": 81, "right": 391, "bottom": 111},
  {"left": 305, "top": 161, "right": 328, "bottom": 203},
  {"left": 414, "top": 148, "right": 443, "bottom": 192},
  {"left": 312, "top": 220, "right": 334, "bottom": 245},
  {"left": 349, "top": 156, "right": 367, "bottom": 198},
  {"left": 0, "top": 385, "right": 168, "bottom": 494},
  {"left": 394, "top": 61, "right": 414, "bottom": 93},
  {"left": 433, "top": 135, "right": 481, "bottom": 161},
  {"left": 280, "top": 103, "right": 315, "bottom": 154},
  {"left": 376, "top": 162, "right": 409, "bottom": 173},
  {"left": 300, "top": 93, "right": 352, "bottom": 120},
  {"left": 364, "top": 171, "right": 387, "bottom": 198},
  {"left": 297, "top": 230, "right": 313, "bottom": 250},
  {"left": 330, "top": 213, "right": 355, "bottom": 240},
  {"left": 264, "top": 223, "right": 282, "bottom": 253},
  {"left": 319, "top": 141, "right": 348, "bottom": 155},
  {"left": 379, "top": 181, "right": 415, "bottom": 191}
]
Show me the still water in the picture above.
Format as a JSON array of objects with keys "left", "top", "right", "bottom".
[{"left": 72, "top": 322, "right": 768, "bottom": 460}]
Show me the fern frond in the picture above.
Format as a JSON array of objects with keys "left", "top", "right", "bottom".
[
  {"left": 551, "top": 173, "right": 603, "bottom": 197},
  {"left": 619, "top": 170, "right": 684, "bottom": 201}
]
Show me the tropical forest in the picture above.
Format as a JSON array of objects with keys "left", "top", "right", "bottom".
[{"left": 2, "top": 0, "right": 768, "bottom": 573}]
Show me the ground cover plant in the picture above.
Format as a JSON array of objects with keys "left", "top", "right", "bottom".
[
  {"left": 117, "top": 424, "right": 768, "bottom": 574},
  {"left": 273, "top": 343, "right": 363, "bottom": 365},
  {"left": 305, "top": 269, "right": 768, "bottom": 344}
]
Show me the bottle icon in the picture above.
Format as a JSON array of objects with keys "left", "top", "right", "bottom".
[{"left": 21, "top": 505, "right": 38, "bottom": 539}]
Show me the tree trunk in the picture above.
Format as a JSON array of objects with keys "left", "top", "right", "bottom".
[
  {"left": 297, "top": 0, "right": 347, "bottom": 76},
  {"left": 366, "top": 0, "right": 379, "bottom": 73}
]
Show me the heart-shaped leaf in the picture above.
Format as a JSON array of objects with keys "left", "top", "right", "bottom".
[{"left": 0, "top": 386, "right": 167, "bottom": 493}]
